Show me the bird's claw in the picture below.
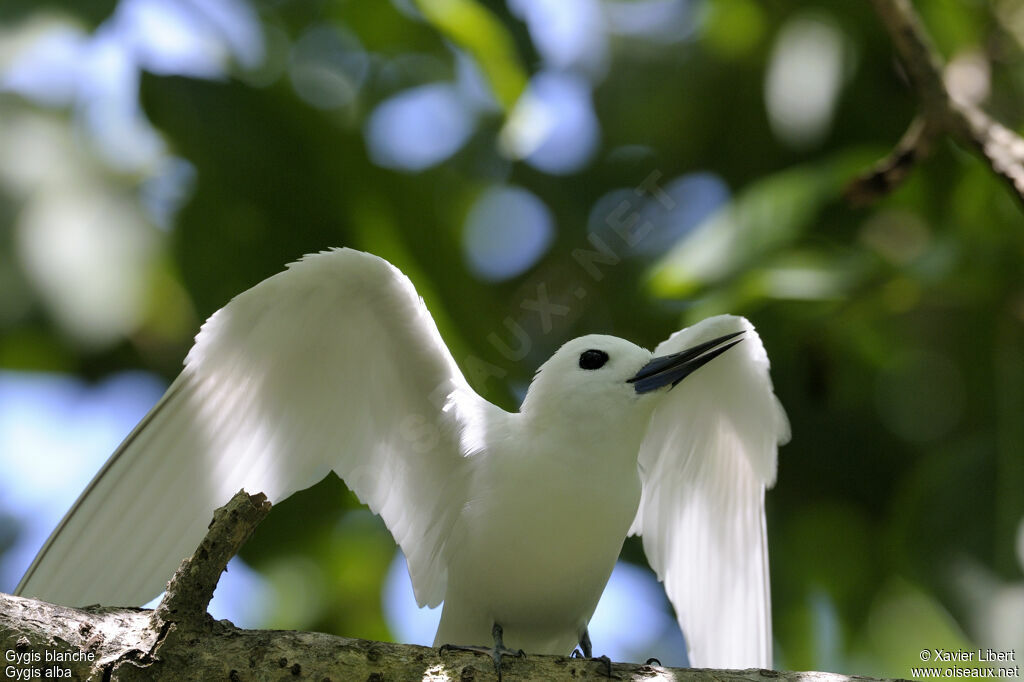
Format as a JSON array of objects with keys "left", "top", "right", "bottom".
[
  {"left": 593, "top": 654, "right": 617, "bottom": 679},
  {"left": 439, "top": 624, "right": 524, "bottom": 681},
  {"left": 569, "top": 651, "right": 617, "bottom": 678},
  {"left": 572, "top": 629, "right": 618, "bottom": 677}
]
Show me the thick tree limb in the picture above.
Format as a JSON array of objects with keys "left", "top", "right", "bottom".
[
  {"left": 848, "top": 0, "right": 1024, "bottom": 209},
  {"left": 0, "top": 490, "right": 902, "bottom": 681}
]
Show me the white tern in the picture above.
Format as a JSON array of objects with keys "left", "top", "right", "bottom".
[{"left": 16, "top": 248, "right": 789, "bottom": 669}]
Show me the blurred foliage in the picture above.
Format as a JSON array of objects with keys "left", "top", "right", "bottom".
[
  {"left": 1, "top": 0, "right": 1023, "bottom": 677},
  {"left": 413, "top": 0, "right": 528, "bottom": 108}
]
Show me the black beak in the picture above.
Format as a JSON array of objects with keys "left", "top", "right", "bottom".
[{"left": 628, "top": 331, "right": 744, "bottom": 394}]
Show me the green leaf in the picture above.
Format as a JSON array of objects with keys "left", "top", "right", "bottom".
[
  {"left": 648, "top": 150, "right": 874, "bottom": 297},
  {"left": 413, "top": 0, "right": 527, "bottom": 110},
  {"left": 700, "top": 0, "right": 768, "bottom": 60}
]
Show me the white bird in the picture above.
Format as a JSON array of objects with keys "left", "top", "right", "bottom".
[{"left": 16, "top": 248, "right": 789, "bottom": 669}]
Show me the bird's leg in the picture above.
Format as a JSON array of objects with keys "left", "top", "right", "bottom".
[
  {"left": 438, "top": 622, "right": 525, "bottom": 681},
  {"left": 573, "top": 629, "right": 615, "bottom": 679},
  {"left": 488, "top": 623, "right": 526, "bottom": 677},
  {"left": 580, "top": 629, "right": 593, "bottom": 658}
]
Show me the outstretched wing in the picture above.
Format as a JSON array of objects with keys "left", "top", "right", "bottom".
[
  {"left": 17, "top": 248, "right": 491, "bottom": 609},
  {"left": 632, "top": 315, "right": 789, "bottom": 669}
]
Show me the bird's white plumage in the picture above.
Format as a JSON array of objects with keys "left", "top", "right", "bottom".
[
  {"left": 17, "top": 248, "right": 788, "bottom": 669},
  {"left": 433, "top": 335, "right": 655, "bottom": 654},
  {"left": 16, "top": 248, "right": 491, "bottom": 608},
  {"left": 631, "top": 315, "right": 790, "bottom": 668}
]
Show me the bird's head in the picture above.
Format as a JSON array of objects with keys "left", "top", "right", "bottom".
[{"left": 519, "top": 331, "right": 745, "bottom": 439}]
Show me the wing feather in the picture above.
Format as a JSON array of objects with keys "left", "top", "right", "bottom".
[
  {"left": 17, "top": 248, "right": 489, "bottom": 609},
  {"left": 633, "top": 315, "right": 789, "bottom": 668}
]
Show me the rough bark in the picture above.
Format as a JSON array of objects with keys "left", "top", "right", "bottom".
[
  {"left": 847, "top": 0, "right": 1024, "bottom": 209},
  {"left": 0, "top": 594, "right": 907, "bottom": 682},
  {"left": 0, "top": 491, "right": 903, "bottom": 681}
]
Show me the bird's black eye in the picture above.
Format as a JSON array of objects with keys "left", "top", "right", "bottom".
[{"left": 579, "top": 349, "right": 609, "bottom": 370}]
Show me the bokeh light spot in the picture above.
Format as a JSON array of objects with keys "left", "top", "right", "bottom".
[
  {"left": 462, "top": 185, "right": 554, "bottom": 281},
  {"left": 701, "top": 0, "right": 767, "bottom": 59},
  {"left": 604, "top": 0, "right": 696, "bottom": 44},
  {"left": 508, "top": 0, "right": 607, "bottom": 76},
  {"left": 365, "top": 83, "right": 475, "bottom": 171},
  {"left": 765, "top": 15, "right": 849, "bottom": 148},
  {"left": 289, "top": 25, "right": 368, "bottom": 111},
  {"left": 499, "top": 71, "right": 599, "bottom": 175}
]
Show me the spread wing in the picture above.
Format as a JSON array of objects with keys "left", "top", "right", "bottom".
[
  {"left": 632, "top": 315, "right": 789, "bottom": 668},
  {"left": 17, "top": 248, "right": 492, "bottom": 609}
]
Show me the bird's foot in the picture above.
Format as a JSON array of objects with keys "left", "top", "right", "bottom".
[
  {"left": 572, "top": 630, "right": 617, "bottom": 678},
  {"left": 569, "top": 647, "right": 614, "bottom": 675},
  {"left": 570, "top": 651, "right": 616, "bottom": 679},
  {"left": 439, "top": 623, "right": 524, "bottom": 681}
]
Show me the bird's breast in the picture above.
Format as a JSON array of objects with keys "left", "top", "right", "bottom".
[{"left": 442, "top": 435, "right": 642, "bottom": 648}]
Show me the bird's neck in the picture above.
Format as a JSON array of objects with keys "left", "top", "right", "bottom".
[{"left": 514, "top": 402, "right": 652, "bottom": 475}]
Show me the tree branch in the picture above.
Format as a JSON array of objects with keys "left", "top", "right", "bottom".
[
  {"left": 154, "top": 489, "right": 271, "bottom": 627},
  {"left": 0, "top": 593, "right": 908, "bottom": 682},
  {"left": 849, "top": 0, "right": 1024, "bottom": 209},
  {"left": 0, "top": 490, "right": 904, "bottom": 680},
  {"left": 845, "top": 116, "right": 938, "bottom": 205}
]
